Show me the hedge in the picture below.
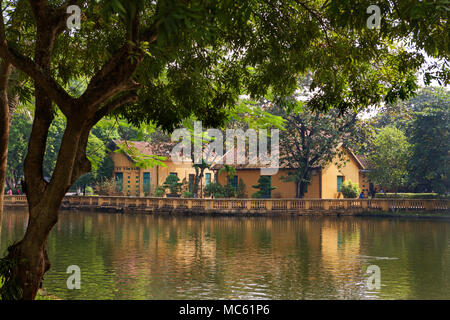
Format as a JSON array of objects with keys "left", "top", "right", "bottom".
[{"left": 374, "top": 193, "right": 449, "bottom": 199}]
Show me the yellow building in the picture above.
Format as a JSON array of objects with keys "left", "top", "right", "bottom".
[
  {"left": 109, "top": 141, "right": 370, "bottom": 199},
  {"left": 108, "top": 141, "right": 215, "bottom": 197},
  {"left": 213, "top": 147, "right": 371, "bottom": 199}
]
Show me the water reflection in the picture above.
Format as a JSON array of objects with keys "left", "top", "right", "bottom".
[{"left": 1, "top": 210, "right": 449, "bottom": 300}]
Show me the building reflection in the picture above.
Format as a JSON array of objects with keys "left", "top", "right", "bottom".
[{"left": 1, "top": 210, "right": 449, "bottom": 300}]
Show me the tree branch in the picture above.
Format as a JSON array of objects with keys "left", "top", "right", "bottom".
[
  {"left": 0, "top": 46, "right": 74, "bottom": 115},
  {"left": 92, "top": 91, "right": 140, "bottom": 125}
]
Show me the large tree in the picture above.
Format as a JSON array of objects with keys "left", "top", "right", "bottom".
[
  {"left": 0, "top": 0, "right": 448, "bottom": 300},
  {"left": 271, "top": 100, "right": 362, "bottom": 198}
]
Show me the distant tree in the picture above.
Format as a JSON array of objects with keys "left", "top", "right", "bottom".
[
  {"left": 371, "top": 87, "right": 449, "bottom": 133},
  {"left": 367, "top": 126, "right": 411, "bottom": 192},
  {"left": 367, "top": 88, "right": 449, "bottom": 193},
  {"left": 408, "top": 102, "right": 449, "bottom": 194},
  {"left": 6, "top": 113, "right": 32, "bottom": 190}
]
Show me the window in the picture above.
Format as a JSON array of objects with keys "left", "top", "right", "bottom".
[
  {"left": 189, "top": 174, "right": 195, "bottom": 193},
  {"left": 115, "top": 172, "right": 123, "bottom": 192},
  {"left": 170, "top": 172, "right": 177, "bottom": 177},
  {"left": 337, "top": 176, "right": 344, "bottom": 192},
  {"left": 230, "top": 175, "right": 238, "bottom": 190},
  {"left": 205, "top": 173, "right": 211, "bottom": 186},
  {"left": 143, "top": 173, "right": 150, "bottom": 194},
  {"left": 262, "top": 176, "right": 272, "bottom": 198}
]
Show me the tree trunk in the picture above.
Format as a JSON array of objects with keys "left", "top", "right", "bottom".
[
  {"left": 4, "top": 205, "right": 54, "bottom": 299},
  {"left": 297, "top": 181, "right": 306, "bottom": 198},
  {"left": 193, "top": 168, "right": 206, "bottom": 198},
  {"left": 3, "top": 117, "right": 91, "bottom": 299},
  {"left": 0, "top": 61, "right": 12, "bottom": 215}
]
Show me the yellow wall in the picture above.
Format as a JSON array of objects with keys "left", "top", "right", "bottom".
[
  {"left": 320, "top": 150, "right": 362, "bottom": 199},
  {"left": 217, "top": 169, "right": 321, "bottom": 198},
  {"left": 359, "top": 172, "right": 370, "bottom": 197},
  {"left": 110, "top": 152, "right": 214, "bottom": 197}
]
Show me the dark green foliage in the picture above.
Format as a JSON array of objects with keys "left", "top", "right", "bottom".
[
  {"left": 366, "top": 88, "right": 449, "bottom": 194},
  {"left": 205, "top": 177, "right": 247, "bottom": 198},
  {"left": 162, "top": 175, "right": 183, "bottom": 196},
  {"left": 252, "top": 176, "right": 276, "bottom": 199},
  {"left": 0, "top": 257, "right": 22, "bottom": 300},
  {"left": 408, "top": 101, "right": 449, "bottom": 194},
  {"left": 204, "top": 182, "right": 225, "bottom": 198},
  {"left": 182, "top": 191, "right": 193, "bottom": 198}
]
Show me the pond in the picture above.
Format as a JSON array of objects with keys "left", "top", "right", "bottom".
[{"left": 1, "top": 209, "right": 449, "bottom": 300}]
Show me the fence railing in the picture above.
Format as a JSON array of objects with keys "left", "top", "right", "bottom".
[{"left": 3, "top": 195, "right": 449, "bottom": 213}]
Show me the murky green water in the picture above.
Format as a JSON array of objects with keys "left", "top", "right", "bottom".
[{"left": 1, "top": 209, "right": 449, "bottom": 300}]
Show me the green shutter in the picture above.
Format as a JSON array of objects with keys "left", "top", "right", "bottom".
[
  {"left": 230, "top": 175, "right": 238, "bottom": 189},
  {"left": 143, "top": 173, "right": 150, "bottom": 194},
  {"left": 337, "top": 176, "right": 344, "bottom": 192},
  {"left": 115, "top": 172, "right": 123, "bottom": 192}
]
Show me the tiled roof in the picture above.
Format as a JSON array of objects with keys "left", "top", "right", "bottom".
[
  {"left": 110, "top": 140, "right": 219, "bottom": 163},
  {"left": 353, "top": 154, "right": 371, "bottom": 170},
  {"left": 111, "top": 140, "right": 175, "bottom": 157},
  {"left": 211, "top": 146, "right": 367, "bottom": 171}
]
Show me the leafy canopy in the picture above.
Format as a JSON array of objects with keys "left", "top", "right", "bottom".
[{"left": 2, "top": 0, "right": 448, "bottom": 132}]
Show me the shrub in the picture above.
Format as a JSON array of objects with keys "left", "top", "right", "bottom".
[
  {"left": 252, "top": 176, "right": 276, "bottom": 198},
  {"left": 237, "top": 178, "right": 247, "bottom": 198},
  {"left": 153, "top": 186, "right": 165, "bottom": 197},
  {"left": 340, "top": 180, "right": 361, "bottom": 198},
  {"left": 95, "top": 177, "right": 119, "bottom": 196},
  {"left": 375, "top": 193, "right": 449, "bottom": 199},
  {"left": 85, "top": 186, "right": 94, "bottom": 196},
  {"left": 205, "top": 180, "right": 246, "bottom": 198},
  {"left": 204, "top": 182, "right": 225, "bottom": 198},
  {"left": 162, "top": 175, "right": 183, "bottom": 196},
  {"left": 182, "top": 191, "right": 194, "bottom": 198}
]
